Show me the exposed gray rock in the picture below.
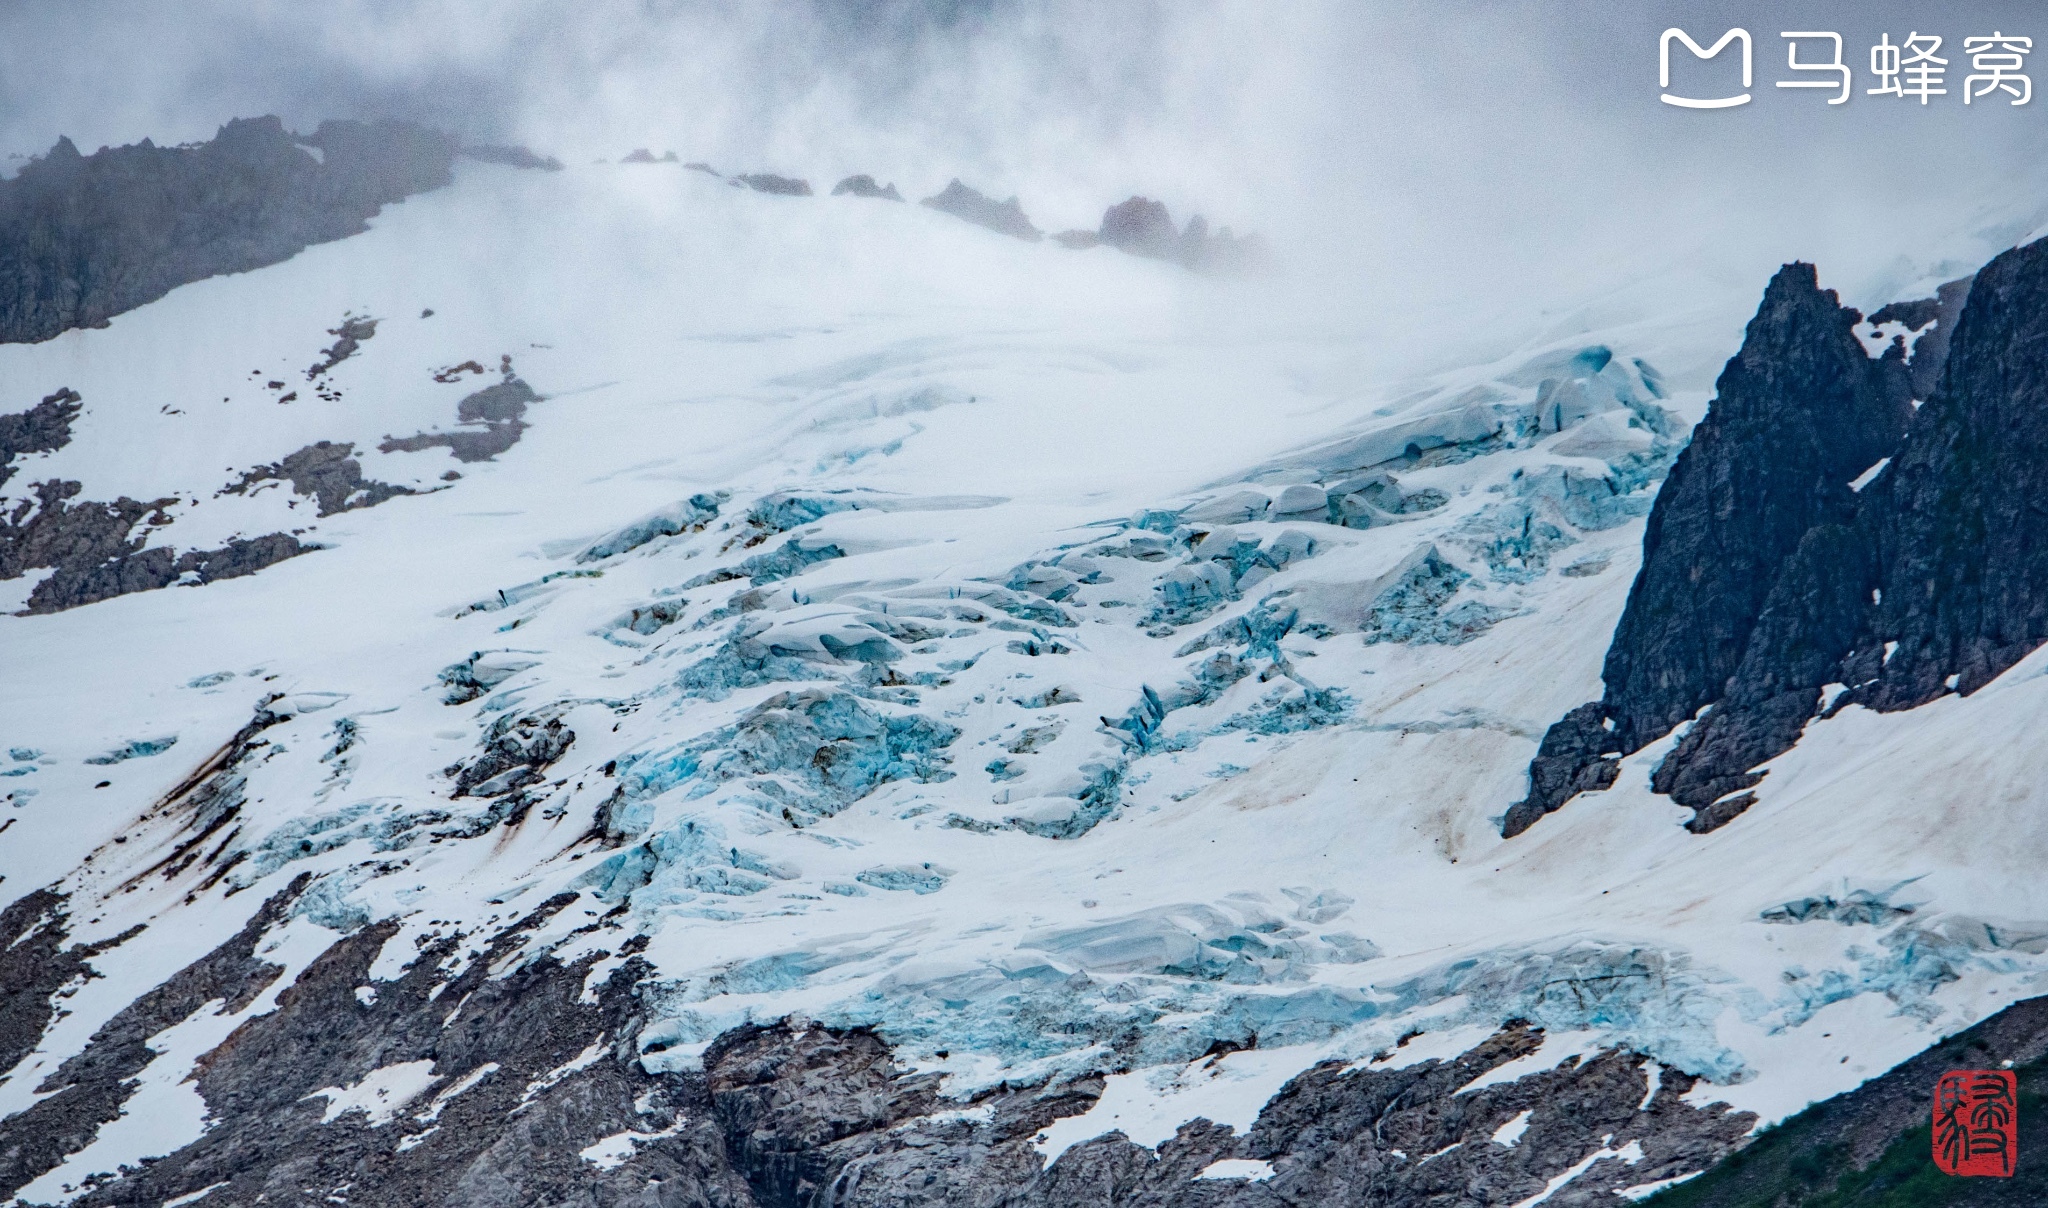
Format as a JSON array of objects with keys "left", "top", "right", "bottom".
[
  {"left": 831, "top": 174, "right": 902, "bottom": 201},
  {"left": 737, "top": 174, "right": 813, "bottom": 197},
  {"left": 1652, "top": 239, "right": 2048, "bottom": 827},
  {"left": 38, "top": 890, "right": 760, "bottom": 1208},
  {"left": 0, "top": 116, "right": 455, "bottom": 346},
  {"left": 1100, "top": 196, "right": 1181, "bottom": 260},
  {"left": 306, "top": 314, "right": 377, "bottom": 378},
  {"left": 0, "top": 389, "right": 80, "bottom": 488},
  {"left": 2, "top": 897, "right": 1758, "bottom": 1208},
  {"left": 381, "top": 375, "right": 539, "bottom": 463},
  {"left": 1870, "top": 274, "right": 1972, "bottom": 400},
  {"left": 0, "top": 478, "right": 313, "bottom": 614},
  {"left": 0, "top": 890, "right": 141, "bottom": 1094},
  {"left": 224, "top": 440, "right": 413, "bottom": 516},
  {"left": 0, "top": 877, "right": 304, "bottom": 1201},
  {"left": 920, "top": 180, "right": 1042, "bottom": 242},
  {"left": 1090, "top": 196, "right": 1268, "bottom": 274},
  {"left": 1506, "top": 263, "right": 1914, "bottom": 837}
]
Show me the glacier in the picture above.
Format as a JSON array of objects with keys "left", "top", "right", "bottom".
[{"left": 6, "top": 145, "right": 2048, "bottom": 1205}]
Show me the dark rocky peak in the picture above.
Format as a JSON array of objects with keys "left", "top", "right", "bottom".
[
  {"left": 920, "top": 179, "right": 1042, "bottom": 241},
  {"left": 1654, "top": 239, "right": 2048, "bottom": 829},
  {"left": 1852, "top": 242, "right": 2048, "bottom": 707},
  {"left": 1516, "top": 242, "right": 2048, "bottom": 836},
  {"left": 832, "top": 173, "right": 902, "bottom": 201},
  {"left": 735, "top": 172, "right": 812, "bottom": 196},
  {"left": 1100, "top": 195, "right": 1180, "bottom": 258},
  {"left": 621, "top": 147, "right": 678, "bottom": 163},
  {"left": 1069, "top": 194, "right": 1270, "bottom": 273},
  {"left": 1505, "top": 262, "right": 1914, "bottom": 837},
  {"left": 0, "top": 115, "right": 456, "bottom": 345}
]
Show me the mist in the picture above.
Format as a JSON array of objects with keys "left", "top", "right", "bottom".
[{"left": 6, "top": 0, "right": 2046, "bottom": 381}]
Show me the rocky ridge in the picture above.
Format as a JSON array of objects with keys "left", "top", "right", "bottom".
[
  {"left": 1504, "top": 257, "right": 2001, "bottom": 835},
  {"left": 0, "top": 116, "right": 456, "bottom": 346}
]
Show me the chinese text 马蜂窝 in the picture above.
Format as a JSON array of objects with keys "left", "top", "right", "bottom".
[{"left": 1660, "top": 28, "right": 2031, "bottom": 109}]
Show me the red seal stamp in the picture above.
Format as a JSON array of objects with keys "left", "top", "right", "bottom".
[{"left": 1933, "top": 1069, "right": 2017, "bottom": 1177}]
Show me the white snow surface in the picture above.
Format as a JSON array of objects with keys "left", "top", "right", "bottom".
[
  {"left": 1195, "top": 1159, "right": 1275, "bottom": 1182},
  {"left": 306, "top": 1060, "right": 443, "bottom": 1126},
  {"left": 5, "top": 159, "right": 2048, "bottom": 1190}
]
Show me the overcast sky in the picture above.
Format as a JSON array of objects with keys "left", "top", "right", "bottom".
[{"left": 5, "top": 1, "right": 2045, "bottom": 338}]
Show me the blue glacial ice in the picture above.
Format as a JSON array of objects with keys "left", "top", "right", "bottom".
[
  {"left": 578, "top": 492, "right": 724, "bottom": 562},
  {"left": 856, "top": 863, "right": 953, "bottom": 894},
  {"left": 84, "top": 736, "right": 179, "bottom": 764},
  {"left": 613, "top": 688, "right": 959, "bottom": 828},
  {"left": 1358, "top": 547, "right": 1505, "bottom": 645},
  {"left": 683, "top": 536, "right": 846, "bottom": 589}
]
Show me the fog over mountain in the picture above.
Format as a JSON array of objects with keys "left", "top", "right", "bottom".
[{"left": 8, "top": 4, "right": 2048, "bottom": 1206}]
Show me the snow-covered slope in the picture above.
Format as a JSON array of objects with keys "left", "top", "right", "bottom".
[{"left": 5, "top": 152, "right": 2048, "bottom": 1206}]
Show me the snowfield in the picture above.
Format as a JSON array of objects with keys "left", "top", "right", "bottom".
[{"left": 5, "top": 157, "right": 2048, "bottom": 1196}]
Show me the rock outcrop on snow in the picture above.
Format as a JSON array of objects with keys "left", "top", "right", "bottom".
[
  {"left": 381, "top": 374, "right": 541, "bottom": 463},
  {"left": 1509, "top": 249, "right": 2046, "bottom": 835},
  {"left": 0, "top": 388, "right": 80, "bottom": 487},
  {"left": 1, "top": 465, "right": 314, "bottom": 616},
  {"left": 223, "top": 440, "right": 414, "bottom": 517},
  {"left": 736, "top": 173, "right": 813, "bottom": 196},
  {"left": 831, "top": 174, "right": 902, "bottom": 201},
  {"left": 920, "top": 179, "right": 1042, "bottom": 241},
  {"left": 0, "top": 116, "right": 456, "bottom": 345},
  {"left": 1090, "top": 196, "right": 1267, "bottom": 273}
]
